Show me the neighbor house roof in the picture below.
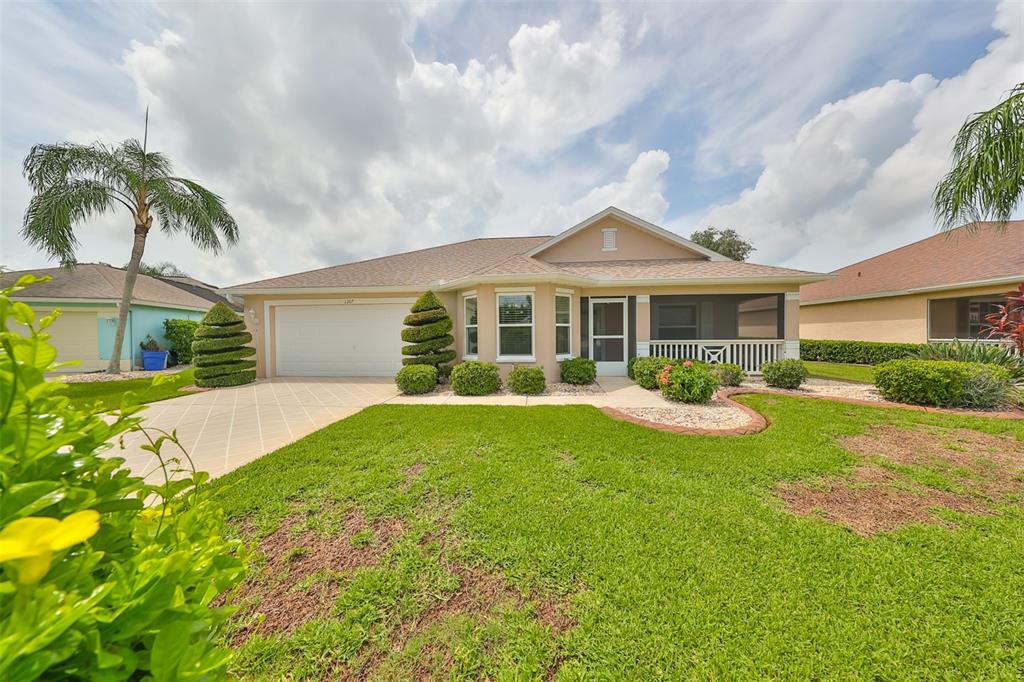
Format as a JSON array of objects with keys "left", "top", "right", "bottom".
[
  {"left": 801, "top": 221, "right": 1024, "bottom": 305},
  {"left": 2, "top": 263, "right": 215, "bottom": 311},
  {"left": 228, "top": 207, "right": 827, "bottom": 293},
  {"left": 156, "top": 274, "right": 242, "bottom": 311}
]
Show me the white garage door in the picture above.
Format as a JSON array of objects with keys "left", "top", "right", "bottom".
[
  {"left": 275, "top": 304, "right": 409, "bottom": 376},
  {"left": 46, "top": 311, "right": 102, "bottom": 371}
]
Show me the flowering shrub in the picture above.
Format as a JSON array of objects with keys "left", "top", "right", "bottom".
[
  {"left": 660, "top": 360, "right": 718, "bottom": 403},
  {"left": 0, "top": 274, "right": 246, "bottom": 680},
  {"left": 985, "top": 283, "right": 1024, "bottom": 355},
  {"left": 634, "top": 356, "right": 678, "bottom": 389}
]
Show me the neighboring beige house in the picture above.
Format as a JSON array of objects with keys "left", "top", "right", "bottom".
[
  {"left": 801, "top": 221, "right": 1024, "bottom": 344},
  {"left": 228, "top": 207, "right": 827, "bottom": 381}
]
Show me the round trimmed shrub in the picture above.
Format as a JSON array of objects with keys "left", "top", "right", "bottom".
[
  {"left": 713, "top": 363, "right": 746, "bottom": 387},
  {"left": 660, "top": 362, "right": 718, "bottom": 403},
  {"left": 761, "top": 359, "right": 808, "bottom": 389},
  {"left": 560, "top": 357, "right": 596, "bottom": 385},
  {"left": 876, "top": 359, "right": 1010, "bottom": 408},
  {"left": 401, "top": 292, "right": 456, "bottom": 374},
  {"left": 395, "top": 364, "right": 438, "bottom": 395},
  {"left": 507, "top": 366, "right": 546, "bottom": 395},
  {"left": 451, "top": 361, "right": 501, "bottom": 396},
  {"left": 191, "top": 302, "right": 256, "bottom": 388},
  {"left": 633, "top": 356, "right": 677, "bottom": 389}
]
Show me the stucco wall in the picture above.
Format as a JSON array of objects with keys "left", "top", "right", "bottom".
[{"left": 535, "top": 216, "right": 703, "bottom": 263}]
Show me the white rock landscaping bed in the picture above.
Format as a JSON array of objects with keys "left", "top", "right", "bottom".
[
  {"left": 617, "top": 400, "right": 754, "bottom": 430},
  {"left": 55, "top": 368, "right": 190, "bottom": 384},
  {"left": 742, "top": 377, "right": 883, "bottom": 402}
]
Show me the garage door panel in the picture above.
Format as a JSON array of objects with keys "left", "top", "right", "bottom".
[
  {"left": 46, "top": 311, "right": 101, "bottom": 370},
  {"left": 275, "top": 304, "right": 408, "bottom": 376}
]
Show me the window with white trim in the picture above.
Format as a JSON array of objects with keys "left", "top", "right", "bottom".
[
  {"left": 555, "top": 294, "right": 572, "bottom": 357},
  {"left": 602, "top": 227, "right": 617, "bottom": 251},
  {"left": 497, "top": 293, "right": 533, "bottom": 358},
  {"left": 464, "top": 295, "right": 478, "bottom": 357}
]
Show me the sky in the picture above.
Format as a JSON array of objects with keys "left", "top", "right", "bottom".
[{"left": 1, "top": 1, "right": 1021, "bottom": 286}]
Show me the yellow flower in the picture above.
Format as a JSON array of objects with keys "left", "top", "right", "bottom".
[{"left": 0, "top": 510, "right": 100, "bottom": 585}]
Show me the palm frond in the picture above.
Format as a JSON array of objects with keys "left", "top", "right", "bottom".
[
  {"left": 21, "top": 180, "right": 120, "bottom": 263},
  {"left": 934, "top": 82, "right": 1024, "bottom": 231},
  {"left": 121, "top": 139, "right": 173, "bottom": 182},
  {"left": 149, "top": 177, "right": 239, "bottom": 252}
]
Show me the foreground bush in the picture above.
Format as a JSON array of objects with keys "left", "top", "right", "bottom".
[
  {"left": 762, "top": 359, "right": 809, "bottom": 389},
  {"left": 0, "top": 275, "right": 246, "bottom": 680},
  {"left": 401, "top": 292, "right": 455, "bottom": 377},
  {"left": 192, "top": 302, "right": 256, "bottom": 388},
  {"left": 801, "top": 339, "right": 922, "bottom": 365},
  {"left": 163, "top": 318, "right": 200, "bottom": 365},
  {"left": 560, "top": 357, "right": 597, "bottom": 385},
  {"left": 394, "top": 364, "right": 437, "bottom": 395},
  {"left": 633, "top": 356, "right": 677, "bottom": 389},
  {"left": 876, "top": 359, "right": 1011, "bottom": 408},
  {"left": 713, "top": 362, "right": 746, "bottom": 387},
  {"left": 916, "top": 339, "right": 1024, "bottom": 380},
  {"left": 507, "top": 366, "right": 546, "bottom": 395},
  {"left": 451, "top": 361, "right": 500, "bottom": 395},
  {"left": 659, "top": 361, "right": 718, "bottom": 403}
]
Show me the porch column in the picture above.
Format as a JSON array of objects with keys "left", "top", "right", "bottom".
[
  {"left": 636, "top": 295, "right": 650, "bottom": 356},
  {"left": 784, "top": 291, "right": 800, "bottom": 359}
]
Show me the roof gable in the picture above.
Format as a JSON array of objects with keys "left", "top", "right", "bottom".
[{"left": 527, "top": 207, "right": 731, "bottom": 262}]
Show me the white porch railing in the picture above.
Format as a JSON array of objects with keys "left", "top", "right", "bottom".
[{"left": 646, "top": 340, "right": 785, "bottom": 373}]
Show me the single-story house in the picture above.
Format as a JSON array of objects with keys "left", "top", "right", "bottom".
[
  {"left": 227, "top": 207, "right": 828, "bottom": 381},
  {"left": 3, "top": 263, "right": 219, "bottom": 371},
  {"left": 800, "top": 221, "right": 1024, "bottom": 344}
]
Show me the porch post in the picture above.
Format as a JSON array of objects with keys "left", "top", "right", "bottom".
[
  {"left": 784, "top": 291, "right": 800, "bottom": 359},
  {"left": 636, "top": 295, "right": 650, "bottom": 356}
]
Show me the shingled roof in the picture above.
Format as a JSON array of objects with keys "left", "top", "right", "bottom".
[{"left": 802, "top": 221, "right": 1024, "bottom": 304}]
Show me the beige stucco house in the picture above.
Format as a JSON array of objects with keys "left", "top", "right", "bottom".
[
  {"left": 801, "top": 221, "right": 1024, "bottom": 344},
  {"left": 228, "top": 207, "right": 828, "bottom": 381}
]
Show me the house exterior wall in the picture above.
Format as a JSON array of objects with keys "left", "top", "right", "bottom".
[
  {"left": 97, "top": 305, "right": 206, "bottom": 368},
  {"left": 799, "top": 283, "right": 1014, "bottom": 343},
  {"left": 534, "top": 215, "right": 703, "bottom": 263}
]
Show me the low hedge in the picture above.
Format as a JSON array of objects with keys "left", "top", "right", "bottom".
[
  {"left": 800, "top": 339, "right": 922, "bottom": 365},
  {"left": 560, "top": 357, "right": 596, "bottom": 385},
  {"left": 451, "top": 361, "right": 501, "bottom": 396},
  {"left": 395, "top": 364, "right": 438, "bottom": 395},
  {"left": 875, "top": 359, "right": 1011, "bottom": 408},
  {"left": 713, "top": 363, "right": 746, "bottom": 387},
  {"left": 507, "top": 366, "right": 546, "bottom": 395},
  {"left": 762, "top": 359, "right": 808, "bottom": 389}
]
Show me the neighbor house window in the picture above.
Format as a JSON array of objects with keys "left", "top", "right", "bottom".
[
  {"left": 555, "top": 294, "right": 572, "bottom": 357},
  {"left": 464, "top": 295, "right": 478, "bottom": 357},
  {"left": 497, "top": 293, "right": 533, "bottom": 359},
  {"left": 602, "top": 227, "right": 617, "bottom": 251}
]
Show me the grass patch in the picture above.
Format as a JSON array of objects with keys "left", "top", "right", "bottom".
[
  {"left": 804, "top": 360, "right": 875, "bottom": 383},
  {"left": 210, "top": 397, "right": 1024, "bottom": 679},
  {"left": 61, "top": 368, "right": 196, "bottom": 409}
]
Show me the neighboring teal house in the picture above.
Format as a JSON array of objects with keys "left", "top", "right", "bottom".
[{"left": 3, "top": 263, "right": 218, "bottom": 372}]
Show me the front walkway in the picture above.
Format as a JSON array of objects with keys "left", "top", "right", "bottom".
[{"left": 112, "top": 376, "right": 668, "bottom": 480}]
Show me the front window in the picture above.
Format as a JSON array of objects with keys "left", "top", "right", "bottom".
[
  {"left": 555, "top": 294, "right": 572, "bottom": 357},
  {"left": 464, "top": 295, "right": 478, "bottom": 356},
  {"left": 497, "top": 293, "right": 533, "bottom": 358}
]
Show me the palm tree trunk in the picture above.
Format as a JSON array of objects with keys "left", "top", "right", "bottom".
[{"left": 106, "top": 224, "right": 149, "bottom": 373}]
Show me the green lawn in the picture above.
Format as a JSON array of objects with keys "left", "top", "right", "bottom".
[
  {"left": 210, "top": 397, "right": 1024, "bottom": 680},
  {"left": 804, "top": 360, "right": 875, "bottom": 383},
  {"left": 61, "top": 368, "right": 196, "bottom": 409}
]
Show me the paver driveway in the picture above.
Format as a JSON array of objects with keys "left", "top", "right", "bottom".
[{"left": 114, "top": 378, "right": 400, "bottom": 480}]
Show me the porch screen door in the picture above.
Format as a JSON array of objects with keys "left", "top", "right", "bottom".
[{"left": 590, "top": 298, "right": 628, "bottom": 376}]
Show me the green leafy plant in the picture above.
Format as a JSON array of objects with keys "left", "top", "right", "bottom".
[
  {"left": 632, "top": 356, "right": 678, "bottom": 389},
  {"left": 0, "top": 274, "right": 246, "bottom": 680},
  {"left": 401, "top": 292, "right": 455, "bottom": 376},
  {"left": 394, "top": 364, "right": 438, "bottom": 395},
  {"left": 163, "top": 318, "right": 200, "bottom": 365},
  {"left": 713, "top": 363, "right": 746, "bottom": 387},
  {"left": 800, "top": 339, "right": 921, "bottom": 365},
  {"left": 762, "top": 359, "right": 809, "bottom": 389},
  {"left": 659, "top": 361, "right": 718, "bottom": 403},
  {"left": 191, "top": 302, "right": 255, "bottom": 388},
  {"left": 876, "top": 359, "right": 1011, "bottom": 408},
  {"left": 560, "top": 357, "right": 596, "bottom": 385},
  {"left": 916, "top": 339, "right": 1024, "bottom": 379},
  {"left": 450, "top": 361, "right": 501, "bottom": 396},
  {"left": 139, "top": 334, "right": 162, "bottom": 352},
  {"left": 507, "top": 366, "right": 546, "bottom": 395}
]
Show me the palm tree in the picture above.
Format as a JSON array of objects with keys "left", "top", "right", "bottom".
[
  {"left": 21, "top": 116, "right": 238, "bottom": 373},
  {"left": 934, "top": 82, "right": 1024, "bottom": 232}
]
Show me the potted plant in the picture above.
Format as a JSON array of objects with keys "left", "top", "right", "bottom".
[{"left": 139, "top": 335, "right": 170, "bottom": 370}]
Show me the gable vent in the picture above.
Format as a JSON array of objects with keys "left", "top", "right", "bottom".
[{"left": 602, "top": 227, "right": 617, "bottom": 251}]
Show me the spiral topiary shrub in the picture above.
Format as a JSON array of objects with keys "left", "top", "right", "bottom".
[
  {"left": 401, "top": 292, "right": 455, "bottom": 376},
  {"left": 191, "top": 302, "right": 256, "bottom": 388}
]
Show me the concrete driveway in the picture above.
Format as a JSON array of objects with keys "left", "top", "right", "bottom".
[{"left": 114, "top": 378, "right": 399, "bottom": 480}]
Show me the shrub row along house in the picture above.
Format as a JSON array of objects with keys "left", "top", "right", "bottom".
[{"left": 227, "top": 207, "right": 828, "bottom": 381}]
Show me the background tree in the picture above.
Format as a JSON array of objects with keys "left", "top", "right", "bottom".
[
  {"left": 191, "top": 302, "right": 256, "bottom": 387},
  {"left": 21, "top": 115, "right": 238, "bottom": 373},
  {"left": 132, "top": 260, "right": 190, "bottom": 278},
  {"left": 934, "top": 82, "right": 1024, "bottom": 231},
  {"left": 401, "top": 292, "right": 455, "bottom": 375},
  {"left": 689, "top": 227, "right": 755, "bottom": 261}
]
